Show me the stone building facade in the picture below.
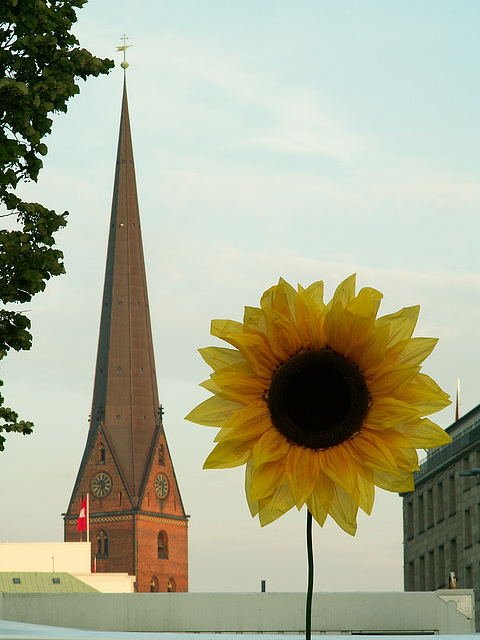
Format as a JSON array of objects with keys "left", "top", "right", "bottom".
[{"left": 402, "top": 403, "right": 480, "bottom": 627}]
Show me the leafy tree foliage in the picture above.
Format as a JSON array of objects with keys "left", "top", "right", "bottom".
[{"left": 0, "top": 0, "right": 113, "bottom": 450}]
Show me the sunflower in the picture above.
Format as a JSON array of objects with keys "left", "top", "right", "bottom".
[{"left": 186, "top": 275, "right": 451, "bottom": 535}]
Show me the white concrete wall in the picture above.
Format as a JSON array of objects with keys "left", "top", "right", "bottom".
[
  {"left": 0, "top": 543, "right": 90, "bottom": 573},
  {"left": 0, "top": 591, "right": 475, "bottom": 634}
]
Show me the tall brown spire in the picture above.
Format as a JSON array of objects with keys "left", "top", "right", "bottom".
[
  {"left": 89, "top": 79, "right": 160, "bottom": 503},
  {"left": 65, "top": 79, "right": 188, "bottom": 593}
]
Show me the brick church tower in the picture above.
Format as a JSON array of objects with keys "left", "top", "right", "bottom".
[{"left": 64, "top": 79, "right": 188, "bottom": 593}]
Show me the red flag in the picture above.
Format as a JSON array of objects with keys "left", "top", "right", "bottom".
[{"left": 77, "top": 497, "right": 87, "bottom": 532}]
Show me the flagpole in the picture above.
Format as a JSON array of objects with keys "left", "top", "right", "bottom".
[
  {"left": 87, "top": 493, "right": 90, "bottom": 543},
  {"left": 456, "top": 379, "right": 460, "bottom": 421}
]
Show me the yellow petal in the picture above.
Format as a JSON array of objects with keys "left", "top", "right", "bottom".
[
  {"left": 220, "top": 402, "right": 272, "bottom": 441},
  {"left": 245, "top": 460, "right": 258, "bottom": 516},
  {"left": 253, "top": 428, "right": 291, "bottom": 466},
  {"left": 356, "top": 286, "right": 383, "bottom": 316},
  {"left": 371, "top": 428, "right": 419, "bottom": 472},
  {"left": 385, "top": 337, "right": 438, "bottom": 367},
  {"left": 260, "top": 278, "right": 298, "bottom": 322},
  {"left": 262, "top": 306, "right": 302, "bottom": 361},
  {"left": 306, "top": 472, "right": 334, "bottom": 526},
  {"left": 199, "top": 346, "right": 245, "bottom": 372},
  {"left": 367, "top": 364, "right": 420, "bottom": 397},
  {"left": 350, "top": 323, "right": 390, "bottom": 376},
  {"left": 344, "top": 289, "right": 378, "bottom": 348},
  {"left": 202, "top": 370, "right": 267, "bottom": 404},
  {"left": 227, "top": 331, "right": 278, "bottom": 377},
  {"left": 285, "top": 446, "right": 320, "bottom": 507},
  {"left": 349, "top": 429, "right": 402, "bottom": 473},
  {"left": 394, "top": 417, "right": 452, "bottom": 449},
  {"left": 328, "top": 485, "right": 358, "bottom": 536},
  {"left": 352, "top": 467, "right": 375, "bottom": 515},
  {"left": 185, "top": 394, "right": 242, "bottom": 427},
  {"left": 244, "top": 460, "right": 294, "bottom": 524},
  {"left": 320, "top": 445, "right": 360, "bottom": 498},
  {"left": 204, "top": 439, "right": 253, "bottom": 469},
  {"left": 400, "top": 373, "right": 451, "bottom": 415},
  {"left": 257, "top": 485, "right": 296, "bottom": 526},
  {"left": 294, "top": 288, "right": 326, "bottom": 350},
  {"left": 326, "top": 274, "right": 357, "bottom": 310},
  {"left": 376, "top": 306, "right": 419, "bottom": 348},
  {"left": 250, "top": 460, "right": 286, "bottom": 502},
  {"left": 303, "top": 280, "right": 325, "bottom": 308},
  {"left": 211, "top": 318, "right": 245, "bottom": 344},
  {"left": 243, "top": 305, "right": 267, "bottom": 335},
  {"left": 374, "top": 469, "right": 414, "bottom": 493},
  {"left": 323, "top": 301, "right": 352, "bottom": 354},
  {"left": 366, "top": 397, "right": 421, "bottom": 430}
]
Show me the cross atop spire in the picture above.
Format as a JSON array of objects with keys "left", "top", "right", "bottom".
[{"left": 116, "top": 34, "right": 133, "bottom": 70}]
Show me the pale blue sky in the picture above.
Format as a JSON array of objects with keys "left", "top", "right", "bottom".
[{"left": 1, "top": 1, "right": 479, "bottom": 592}]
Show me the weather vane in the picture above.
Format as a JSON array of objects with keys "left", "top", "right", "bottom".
[{"left": 116, "top": 34, "right": 133, "bottom": 69}]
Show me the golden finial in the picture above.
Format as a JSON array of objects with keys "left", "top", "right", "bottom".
[{"left": 116, "top": 34, "right": 133, "bottom": 69}]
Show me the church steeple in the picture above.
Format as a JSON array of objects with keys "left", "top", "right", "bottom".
[
  {"left": 64, "top": 79, "right": 188, "bottom": 593},
  {"left": 89, "top": 80, "right": 160, "bottom": 503}
]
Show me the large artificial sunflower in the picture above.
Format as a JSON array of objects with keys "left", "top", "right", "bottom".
[{"left": 187, "top": 275, "right": 451, "bottom": 535}]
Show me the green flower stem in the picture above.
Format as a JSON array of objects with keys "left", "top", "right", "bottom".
[{"left": 306, "top": 508, "right": 314, "bottom": 640}]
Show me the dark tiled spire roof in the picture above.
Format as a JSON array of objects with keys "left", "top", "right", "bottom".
[{"left": 79, "top": 80, "right": 162, "bottom": 505}]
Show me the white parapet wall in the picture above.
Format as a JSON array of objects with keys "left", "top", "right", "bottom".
[{"left": 0, "top": 590, "right": 474, "bottom": 634}]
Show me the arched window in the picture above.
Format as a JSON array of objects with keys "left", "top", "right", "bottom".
[
  {"left": 97, "top": 530, "right": 109, "bottom": 558},
  {"left": 157, "top": 530, "right": 168, "bottom": 559},
  {"left": 167, "top": 577, "right": 176, "bottom": 593},
  {"left": 98, "top": 444, "right": 105, "bottom": 464},
  {"left": 150, "top": 575, "right": 159, "bottom": 593},
  {"left": 158, "top": 444, "right": 165, "bottom": 465}
]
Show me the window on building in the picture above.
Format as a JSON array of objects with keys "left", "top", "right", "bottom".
[
  {"left": 408, "top": 561, "right": 415, "bottom": 591},
  {"left": 450, "top": 538, "right": 457, "bottom": 574},
  {"left": 427, "top": 489, "right": 434, "bottom": 528},
  {"left": 437, "top": 482, "right": 444, "bottom": 522},
  {"left": 407, "top": 500, "right": 414, "bottom": 539},
  {"left": 476, "top": 451, "right": 480, "bottom": 482},
  {"left": 465, "top": 565, "right": 473, "bottom": 589},
  {"left": 418, "top": 494, "right": 425, "bottom": 533},
  {"left": 52, "top": 578, "right": 61, "bottom": 584},
  {"left": 158, "top": 530, "right": 168, "bottom": 559},
  {"left": 167, "top": 577, "right": 176, "bottom": 593},
  {"left": 97, "top": 530, "right": 109, "bottom": 558},
  {"left": 150, "top": 575, "right": 159, "bottom": 593},
  {"left": 158, "top": 445, "right": 165, "bottom": 466},
  {"left": 419, "top": 555, "right": 425, "bottom": 590},
  {"left": 98, "top": 444, "right": 105, "bottom": 464},
  {"left": 12, "top": 578, "right": 20, "bottom": 584},
  {"left": 438, "top": 545, "right": 445, "bottom": 588},
  {"left": 449, "top": 475, "right": 456, "bottom": 516},
  {"left": 464, "top": 508, "right": 472, "bottom": 548},
  {"left": 428, "top": 550, "right": 435, "bottom": 590},
  {"left": 463, "top": 456, "right": 472, "bottom": 491}
]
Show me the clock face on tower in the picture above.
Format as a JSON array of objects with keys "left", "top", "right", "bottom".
[
  {"left": 91, "top": 472, "right": 112, "bottom": 498},
  {"left": 154, "top": 473, "right": 169, "bottom": 499}
]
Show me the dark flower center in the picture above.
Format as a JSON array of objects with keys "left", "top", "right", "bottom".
[{"left": 267, "top": 349, "right": 369, "bottom": 449}]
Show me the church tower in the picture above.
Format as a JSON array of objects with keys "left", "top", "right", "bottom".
[{"left": 64, "top": 79, "right": 188, "bottom": 593}]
